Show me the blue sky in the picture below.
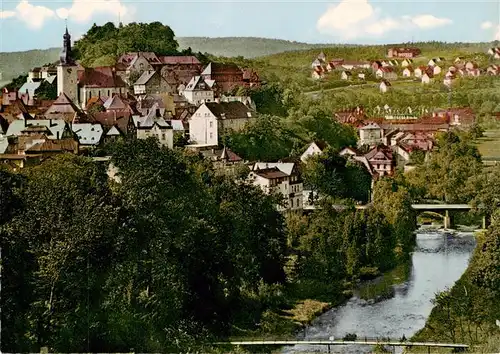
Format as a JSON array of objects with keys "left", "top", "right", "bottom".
[{"left": 0, "top": 0, "right": 499, "bottom": 52}]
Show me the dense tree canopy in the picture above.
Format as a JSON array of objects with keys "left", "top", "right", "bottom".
[
  {"left": 405, "top": 131, "right": 483, "bottom": 203},
  {"left": 1, "top": 140, "right": 288, "bottom": 352},
  {"left": 73, "top": 22, "right": 179, "bottom": 66},
  {"left": 302, "top": 148, "right": 372, "bottom": 203}
]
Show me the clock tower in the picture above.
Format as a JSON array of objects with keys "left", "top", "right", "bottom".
[{"left": 57, "top": 25, "right": 78, "bottom": 103}]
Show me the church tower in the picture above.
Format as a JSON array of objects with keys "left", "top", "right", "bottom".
[{"left": 57, "top": 25, "right": 78, "bottom": 103}]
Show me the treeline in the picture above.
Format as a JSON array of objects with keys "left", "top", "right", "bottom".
[
  {"left": 296, "top": 181, "right": 416, "bottom": 285},
  {"left": 1, "top": 139, "right": 288, "bottom": 352}
]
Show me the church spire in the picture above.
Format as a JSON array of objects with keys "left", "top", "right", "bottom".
[{"left": 60, "top": 22, "right": 74, "bottom": 66}]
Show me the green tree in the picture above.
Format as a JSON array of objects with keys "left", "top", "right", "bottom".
[
  {"left": 3, "top": 155, "right": 120, "bottom": 352},
  {"left": 302, "top": 148, "right": 372, "bottom": 203},
  {"left": 74, "top": 22, "right": 179, "bottom": 66}
]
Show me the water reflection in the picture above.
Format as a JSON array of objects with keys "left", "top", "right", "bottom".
[{"left": 283, "top": 232, "right": 476, "bottom": 353}]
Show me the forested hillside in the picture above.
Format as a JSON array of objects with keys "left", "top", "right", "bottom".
[
  {"left": 177, "top": 37, "right": 325, "bottom": 58},
  {"left": 0, "top": 48, "right": 60, "bottom": 82}
]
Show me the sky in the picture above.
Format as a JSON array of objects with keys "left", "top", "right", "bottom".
[{"left": 0, "top": 0, "right": 499, "bottom": 52}]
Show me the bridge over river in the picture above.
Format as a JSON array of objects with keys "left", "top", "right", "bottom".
[{"left": 304, "top": 197, "right": 485, "bottom": 229}]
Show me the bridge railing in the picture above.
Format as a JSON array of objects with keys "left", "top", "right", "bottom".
[{"left": 223, "top": 335, "right": 442, "bottom": 344}]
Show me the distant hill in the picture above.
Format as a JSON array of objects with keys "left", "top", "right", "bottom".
[
  {"left": 177, "top": 37, "right": 326, "bottom": 58},
  {"left": 0, "top": 48, "right": 60, "bottom": 82}
]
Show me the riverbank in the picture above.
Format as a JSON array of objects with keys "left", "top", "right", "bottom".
[
  {"left": 228, "top": 254, "right": 413, "bottom": 343},
  {"left": 410, "top": 228, "right": 500, "bottom": 351}
]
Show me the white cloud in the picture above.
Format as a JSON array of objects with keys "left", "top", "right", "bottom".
[
  {"left": 481, "top": 21, "right": 493, "bottom": 29},
  {"left": 0, "top": 10, "right": 16, "bottom": 19},
  {"left": 317, "top": 0, "right": 453, "bottom": 40},
  {"left": 56, "top": 0, "right": 135, "bottom": 24},
  {"left": 0, "top": 0, "right": 134, "bottom": 29},
  {"left": 15, "top": 0, "right": 55, "bottom": 29},
  {"left": 410, "top": 15, "right": 452, "bottom": 29}
]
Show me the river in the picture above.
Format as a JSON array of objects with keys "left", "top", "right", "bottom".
[{"left": 283, "top": 231, "right": 476, "bottom": 353}]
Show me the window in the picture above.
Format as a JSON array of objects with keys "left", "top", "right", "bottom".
[
  {"left": 162, "top": 133, "right": 166, "bottom": 140},
  {"left": 209, "top": 121, "right": 213, "bottom": 128},
  {"left": 108, "top": 90, "right": 110, "bottom": 97},
  {"left": 291, "top": 199, "right": 294, "bottom": 208},
  {"left": 209, "top": 132, "right": 213, "bottom": 139}
]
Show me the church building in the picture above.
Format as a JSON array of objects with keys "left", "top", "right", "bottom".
[{"left": 57, "top": 27, "right": 127, "bottom": 108}]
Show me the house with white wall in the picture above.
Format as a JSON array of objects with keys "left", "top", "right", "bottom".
[
  {"left": 181, "top": 75, "right": 215, "bottom": 105},
  {"left": 249, "top": 162, "right": 303, "bottom": 213},
  {"left": 133, "top": 104, "right": 174, "bottom": 148},
  {"left": 188, "top": 101, "right": 255, "bottom": 146},
  {"left": 300, "top": 141, "right": 328, "bottom": 162}
]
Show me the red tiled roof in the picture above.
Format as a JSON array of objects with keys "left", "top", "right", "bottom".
[
  {"left": 159, "top": 56, "right": 201, "bottom": 65},
  {"left": 92, "top": 110, "right": 132, "bottom": 135},
  {"left": 79, "top": 67, "right": 127, "bottom": 88}
]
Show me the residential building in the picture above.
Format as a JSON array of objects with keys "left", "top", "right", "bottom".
[
  {"left": 201, "top": 62, "right": 244, "bottom": 92},
  {"left": 133, "top": 107, "right": 174, "bottom": 148},
  {"left": 181, "top": 76, "right": 216, "bottom": 105},
  {"left": 365, "top": 145, "right": 394, "bottom": 176},
  {"left": 487, "top": 47, "right": 500, "bottom": 59},
  {"left": 71, "top": 123, "right": 103, "bottom": 147},
  {"left": 401, "top": 58, "right": 413, "bottom": 67},
  {"left": 359, "top": 122, "right": 383, "bottom": 146},
  {"left": 6, "top": 118, "right": 72, "bottom": 140},
  {"left": 380, "top": 80, "right": 391, "bottom": 93},
  {"left": 387, "top": 47, "right": 421, "bottom": 58},
  {"left": 250, "top": 162, "right": 303, "bottom": 213},
  {"left": 312, "top": 67, "right": 325, "bottom": 79},
  {"left": 158, "top": 56, "right": 202, "bottom": 87},
  {"left": 421, "top": 72, "right": 433, "bottom": 84},
  {"left": 375, "top": 67, "right": 397, "bottom": 80},
  {"left": 433, "top": 65, "right": 442, "bottom": 76},
  {"left": 133, "top": 70, "right": 174, "bottom": 96},
  {"left": 341, "top": 71, "right": 352, "bottom": 80},
  {"left": 92, "top": 110, "right": 136, "bottom": 142},
  {"left": 189, "top": 101, "right": 255, "bottom": 146},
  {"left": 300, "top": 141, "right": 328, "bottom": 162},
  {"left": 402, "top": 67, "right": 413, "bottom": 77},
  {"left": 43, "top": 92, "right": 87, "bottom": 123}
]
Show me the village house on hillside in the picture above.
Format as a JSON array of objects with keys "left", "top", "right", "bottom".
[
  {"left": 188, "top": 101, "right": 255, "bottom": 146},
  {"left": 133, "top": 70, "right": 174, "bottom": 96},
  {"left": 379, "top": 80, "right": 391, "bottom": 93},
  {"left": 375, "top": 67, "right": 397, "bottom": 80},
  {"left": 358, "top": 122, "right": 383, "bottom": 146},
  {"left": 249, "top": 162, "right": 303, "bottom": 214},
  {"left": 181, "top": 75, "right": 216, "bottom": 105},
  {"left": 300, "top": 141, "right": 328, "bottom": 162},
  {"left": 201, "top": 62, "right": 245, "bottom": 93},
  {"left": 387, "top": 47, "right": 421, "bottom": 58},
  {"left": 132, "top": 107, "right": 174, "bottom": 149},
  {"left": 487, "top": 47, "right": 500, "bottom": 59}
]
